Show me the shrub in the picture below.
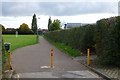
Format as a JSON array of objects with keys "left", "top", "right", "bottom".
[
  {"left": 45, "top": 16, "right": 120, "bottom": 67},
  {"left": 45, "top": 24, "right": 96, "bottom": 55},
  {"left": 95, "top": 17, "right": 120, "bottom": 67}
]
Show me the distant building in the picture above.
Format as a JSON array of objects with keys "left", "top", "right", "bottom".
[
  {"left": 37, "top": 29, "right": 42, "bottom": 35},
  {"left": 6, "top": 28, "right": 16, "bottom": 31},
  {"left": 3, "top": 28, "right": 17, "bottom": 34},
  {"left": 42, "top": 29, "right": 48, "bottom": 34},
  {"left": 65, "top": 23, "right": 88, "bottom": 29},
  {"left": 37, "top": 28, "right": 48, "bottom": 35}
]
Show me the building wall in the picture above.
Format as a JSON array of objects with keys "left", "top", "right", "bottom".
[
  {"left": 66, "top": 23, "right": 82, "bottom": 29},
  {"left": 66, "top": 23, "right": 88, "bottom": 29}
]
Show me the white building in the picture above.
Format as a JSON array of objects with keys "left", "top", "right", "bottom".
[{"left": 65, "top": 23, "right": 88, "bottom": 29}]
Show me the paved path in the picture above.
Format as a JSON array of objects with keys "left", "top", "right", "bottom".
[
  {"left": 74, "top": 55, "right": 119, "bottom": 79},
  {"left": 11, "top": 36, "right": 101, "bottom": 78}
]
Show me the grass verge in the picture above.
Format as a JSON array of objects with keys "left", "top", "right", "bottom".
[
  {"left": 2, "top": 35, "right": 38, "bottom": 73},
  {"left": 44, "top": 36, "right": 81, "bottom": 57},
  {"left": 3, "top": 35, "right": 38, "bottom": 52}
]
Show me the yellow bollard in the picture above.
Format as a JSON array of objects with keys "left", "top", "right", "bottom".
[
  {"left": 8, "top": 51, "right": 11, "bottom": 70},
  {"left": 50, "top": 49, "right": 54, "bottom": 68},
  {"left": 87, "top": 48, "right": 90, "bottom": 66}
]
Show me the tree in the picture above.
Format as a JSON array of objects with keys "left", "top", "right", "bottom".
[
  {"left": 50, "top": 19, "right": 61, "bottom": 31},
  {"left": 18, "top": 23, "right": 33, "bottom": 34},
  {"left": 0, "top": 24, "right": 5, "bottom": 32},
  {"left": 48, "top": 17, "right": 52, "bottom": 31},
  {"left": 31, "top": 14, "right": 37, "bottom": 34}
]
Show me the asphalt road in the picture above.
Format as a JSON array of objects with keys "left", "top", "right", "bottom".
[{"left": 11, "top": 36, "right": 102, "bottom": 78}]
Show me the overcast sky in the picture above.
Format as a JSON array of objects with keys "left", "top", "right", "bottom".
[{"left": 0, "top": 0, "right": 119, "bottom": 29}]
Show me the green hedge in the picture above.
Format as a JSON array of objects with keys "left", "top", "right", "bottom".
[
  {"left": 45, "top": 24, "right": 96, "bottom": 54},
  {"left": 45, "top": 16, "right": 120, "bottom": 67},
  {"left": 96, "top": 17, "right": 120, "bottom": 67}
]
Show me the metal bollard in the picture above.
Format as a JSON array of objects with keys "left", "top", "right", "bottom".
[
  {"left": 50, "top": 49, "right": 54, "bottom": 68},
  {"left": 8, "top": 51, "right": 12, "bottom": 70},
  {"left": 87, "top": 48, "right": 90, "bottom": 66}
]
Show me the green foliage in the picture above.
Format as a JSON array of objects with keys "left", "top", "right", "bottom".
[
  {"left": 45, "top": 16, "right": 120, "bottom": 67},
  {"left": 1, "top": 25, "right": 5, "bottom": 32},
  {"left": 31, "top": 14, "right": 37, "bottom": 34},
  {"left": 48, "top": 19, "right": 61, "bottom": 31},
  {"left": 18, "top": 23, "right": 33, "bottom": 34},
  {"left": 44, "top": 36, "right": 80, "bottom": 57},
  {"left": 112, "top": 16, "right": 120, "bottom": 66},
  {"left": 2, "top": 37, "right": 7, "bottom": 75},
  {"left": 2, "top": 38, "right": 6, "bottom": 63},
  {"left": 3, "top": 35, "right": 37, "bottom": 52},
  {"left": 48, "top": 17, "right": 52, "bottom": 31},
  {"left": 0, "top": 24, "right": 5, "bottom": 33},
  {"left": 95, "top": 19, "right": 109, "bottom": 57},
  {"left": 95, "top": 17, "right": 120, "bottom": 67},
  {"left": 114, "top": 16, "right": 120, "bottom": 52},
  {"left": 45, "top": 24, "right": 95, "bottom": 55},
  {"left": 80, "top": 25, "right": 95, "bottom": 53}
]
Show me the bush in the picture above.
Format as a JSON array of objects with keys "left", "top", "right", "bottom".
[
  {"left": 45, "top": 24, "right": 96, "bottom": 55},
  {"left": 95, "top": 17, "right": 120, "bottom": 67},
  {"left": 45, "top": 16, "right": 120, "bottom": 67}
]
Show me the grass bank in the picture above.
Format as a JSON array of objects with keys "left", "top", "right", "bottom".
[
  {"left": 3, "top": 35, "right": 38, "bottom": 52},
  {"left": 44, "top": 36, "right": 81, "bottom": 57}
]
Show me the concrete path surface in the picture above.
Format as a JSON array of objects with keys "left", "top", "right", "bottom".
[{"left": 11, "top": 36, "right": 102, "bottom": 78}]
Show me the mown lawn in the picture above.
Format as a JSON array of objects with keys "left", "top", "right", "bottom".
[{"left": 3, "top": 35, "right": 38, "bottom": 52}]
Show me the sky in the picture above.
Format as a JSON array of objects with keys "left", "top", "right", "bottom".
[{"left": 0, "top": 0, "right": 119, "bottom": 29}]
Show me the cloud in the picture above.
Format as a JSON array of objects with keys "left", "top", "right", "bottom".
[
  {"left": 2, "top": 2, "right": 40, "bottom": 16},
  {"left": 0, "top": 13, "right": 117, "bottom": 29},
  {"left": 1, "top": 2, "right": 118, "bottom": 16},
  {"left": 0, "top": 1, "right": 2, "bottom": 16},
  {"left": 1, "top": 0, "right": 120, "bottom": 2}
]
